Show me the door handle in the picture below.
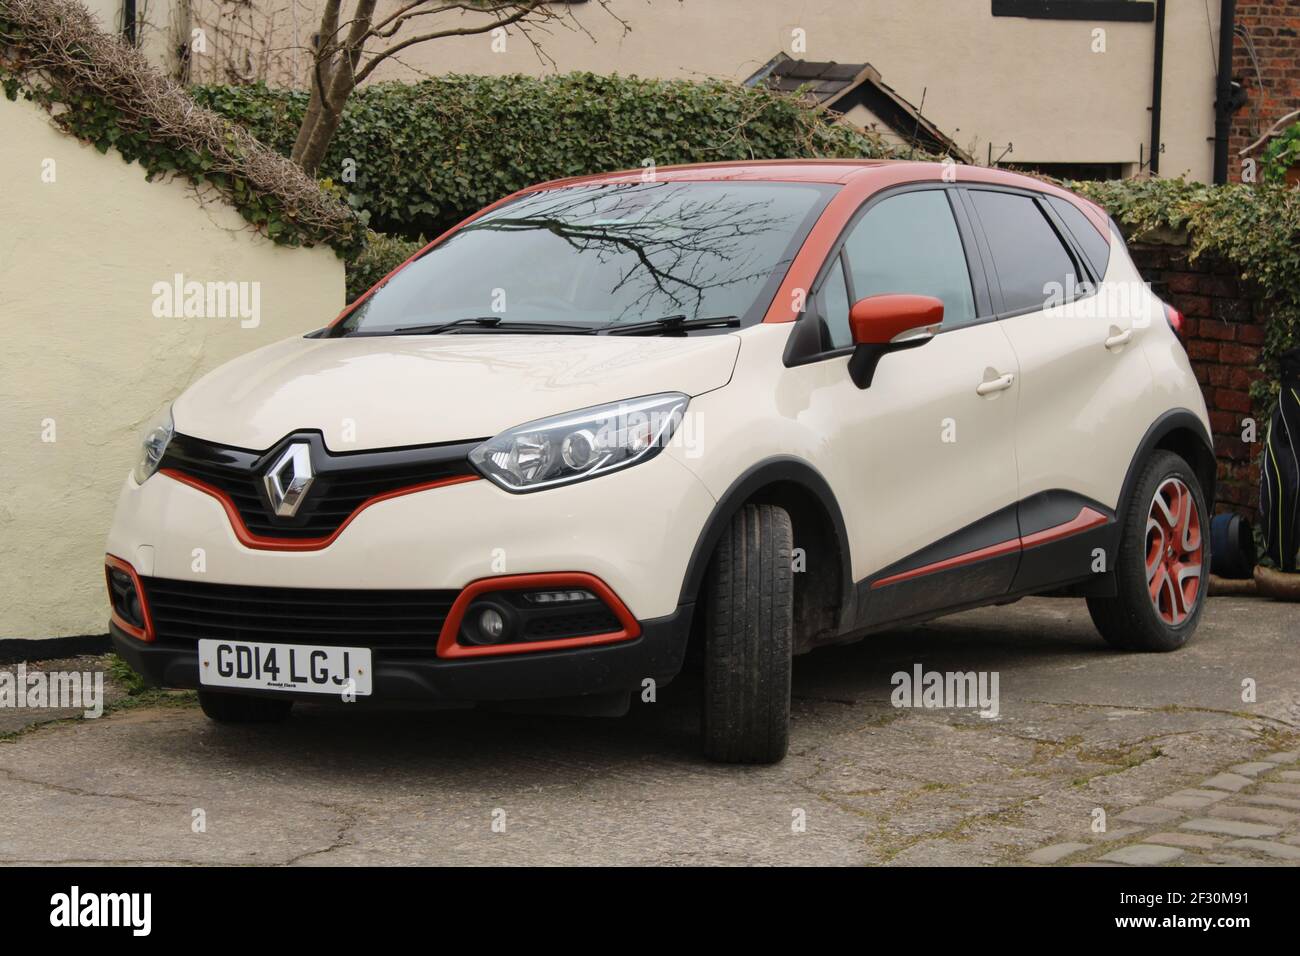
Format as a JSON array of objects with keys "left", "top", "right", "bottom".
[
  {"left": 1105, "top": 328, "right": 1134, "bottom": 349},
  {"left": 976, "top": 372, "right": 1015, "bottom": 396}
]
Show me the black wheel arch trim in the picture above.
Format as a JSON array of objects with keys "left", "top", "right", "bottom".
[
  {"left": 678, "top": 456, "right": 854, "bottom": 623},
  {"left": 1117, "top": 408, "right": 1216, "bottom": 521}
]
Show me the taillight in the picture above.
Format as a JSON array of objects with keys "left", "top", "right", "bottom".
[{"left": 1164, "top": 303, "right": 1184, "bottom": 335}]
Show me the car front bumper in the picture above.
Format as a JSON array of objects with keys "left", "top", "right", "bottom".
[{"left": 109, "top": 602, "right": 693, "bottom": 707}]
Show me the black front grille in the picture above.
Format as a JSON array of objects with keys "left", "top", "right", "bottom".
[
  {"left": 161, "top": 432, "right": 481, "bottom": 540},
  {"left": 142, "top": 577, "right": 458, "bottom": 652}
]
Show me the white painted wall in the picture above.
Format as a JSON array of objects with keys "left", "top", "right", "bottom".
[{"left": 0, "top": 95, "right": 345, "bottom": 639}]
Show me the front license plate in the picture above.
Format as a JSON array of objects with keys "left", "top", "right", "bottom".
[{"left": 197, "top": 639, "right": 372, "bottom": 697}]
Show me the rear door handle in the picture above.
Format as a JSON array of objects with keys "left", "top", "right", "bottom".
[
  {"left": 1105, "top": 328, "right": 1134, "bottom": 349},
  {"left": 976, "top": 373, "right": 1015, "bottom": 396}
]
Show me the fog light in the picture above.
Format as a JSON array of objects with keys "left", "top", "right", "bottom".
[{"left": 477, "top": 606, "right": 506, "bottom": 642}]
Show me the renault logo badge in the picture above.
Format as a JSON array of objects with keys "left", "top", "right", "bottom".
[{"left": 264, "top": 443, "right": 314, "bottom": 517}]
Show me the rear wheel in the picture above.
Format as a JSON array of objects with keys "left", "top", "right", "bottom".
[
  {"left": 198, "top": 690, "right": 294, "bottom": 724},
  {"left": 701, "top": 503, "right": 794, "bottom": 764},
  {"left": 1088, "top": 451, "right": 1207, "bottom": 652}
]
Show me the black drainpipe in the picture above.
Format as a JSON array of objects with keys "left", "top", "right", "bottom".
[
  {"left": 1213, "top": 0, "right": 1237, "bottom": 184},
  {"left": 1149, "top": 0, "right": 1166, "bottom": 175},
  {"left": 123, "top": 0, "right": 137, "bottom": 46}
]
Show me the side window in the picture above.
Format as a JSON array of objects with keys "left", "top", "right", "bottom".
[
  {"left": 969, "top": 190, "right": 1079, "bottom": 314},
  {"left": 819, "top": 253, "right": 852, "bottom": 349},
  {"left": 841, "top": 191, "right": 978, "bottom": 329},
  {"left": 1048, "top": 196, "right": 1112, "bottom": 280}
]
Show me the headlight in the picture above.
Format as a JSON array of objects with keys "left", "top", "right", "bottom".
[
  {"left": 470, "top": 393, "right": 689, "bottom": 492},
  {"left": 132, "top": 404, "right": 174, "bottom": 485}
]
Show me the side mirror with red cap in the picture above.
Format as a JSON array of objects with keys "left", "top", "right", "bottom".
[{"left": 847, "top": 293, "right": 944, "bottom": 388}]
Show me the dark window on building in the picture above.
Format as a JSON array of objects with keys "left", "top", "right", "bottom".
[
  {"left": 991, "top": 1, "right": 1154, "bottom": 22},
  {"left": 968, "top": 190, "right": 1078, "bottom": 314},
  {"left": 842, "top": 191, "right": 978, "bottom": 329},
  {"left": 1048, "top": 196, "right": 1111, "bottom": 279}
]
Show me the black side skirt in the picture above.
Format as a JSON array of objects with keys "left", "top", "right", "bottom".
[{"left": 844, "top": 489, "right": 1118, "bottom": 635}]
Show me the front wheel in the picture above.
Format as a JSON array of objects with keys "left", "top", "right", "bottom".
[
  {"left": 701, "top": 503, "right": 794, "bottom": 764},
  {"left": 1087, "top": 450, "right": 1208, "bottom": 652},
  {"left": 199, "top": 689, "right": 294, "bottom": 724}
]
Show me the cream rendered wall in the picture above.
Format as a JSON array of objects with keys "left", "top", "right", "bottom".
[{"left": 0, "top": 95, "right": 345, "bottom": 639}]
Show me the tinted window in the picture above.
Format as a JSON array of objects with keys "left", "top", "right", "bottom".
[
  {"left": 820, "top": 254, "right": 852, "bottom": 349},
  {"left": 969, "top": 190, "right": 1078, "bottom": 314},
  {"left": 841, "top": 191, "right": 977, "bottom": 329},
  {"left": 336, "top": 181, "right": 833, "bottom": 335},
  {"left": 1048, "top": 196, "right": 1111, "bottom": 279}
]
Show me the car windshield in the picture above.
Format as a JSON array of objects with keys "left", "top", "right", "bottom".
[{"left": 333, "top": 180, "right": 836, "bottom": 335}]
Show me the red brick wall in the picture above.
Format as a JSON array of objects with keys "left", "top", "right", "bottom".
[
  {"left": 1129, "top": 241, "right": 1264, "bottom": 517},
  {"left": 1230, "top": 1, "right": 1300, "bottom": 181}
]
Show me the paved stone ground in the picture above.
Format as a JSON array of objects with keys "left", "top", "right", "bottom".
[
  {"left": 1027, "top": 751, "right": 1300, "bottom": 865},
  {"left": 0, "top": 595, "right": 1296, "bottom": 865}
]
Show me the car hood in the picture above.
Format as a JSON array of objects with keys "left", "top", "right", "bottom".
[{"left": 173, "top": 332, "right": 742, "bottom": 450}]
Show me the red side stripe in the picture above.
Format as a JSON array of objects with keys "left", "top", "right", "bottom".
[
  {"left": 870, "top": 507, "right": 1108, "bottom": 590},
  {"left": 870, "top": 538, "right": 1021, "bottom": 590},
  {"left": 161, "top": 468, "right": 480, "bottom": 552},
  {"left": 1019, "top": 506, "right": 1108, "bottom": 549}
]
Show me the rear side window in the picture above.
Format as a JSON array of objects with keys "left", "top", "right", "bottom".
[
  {"left": 969, "top": 190, "right": 1078, "bottom": 314},
  {"left": 841, "top": 190, "right": 977, "bottom": 328},
  {"left": 1048, "top": 196, "right": 1111, "bottom": 279}
]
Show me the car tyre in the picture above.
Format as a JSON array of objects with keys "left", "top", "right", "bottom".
[
  {"left": 198, "top": 690, "right": 294, "bottom": 724},
  {"left": 1088, "top": 450, "right": 1208, "bottom": 652},
  {"left": 702, "top": 503, "right": 794, "bottom": 764}
]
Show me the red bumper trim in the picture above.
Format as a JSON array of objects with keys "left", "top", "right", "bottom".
[
  {"left": 104, "top": 554, "right": 155, "bottom": 643},
  {"left": 436, "top": 572, "right": 641, "bottom": 659}
]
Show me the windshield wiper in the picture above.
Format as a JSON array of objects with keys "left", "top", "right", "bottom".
[
  {"left": 597, "top": 314, "right": 741, "bottom": 336},
  {"left": 390, "top": 317, "right": 594, "bottom": 335}
]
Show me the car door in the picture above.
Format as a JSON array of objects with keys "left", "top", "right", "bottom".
[
  {"left": 794, "top": 187, "right": 1023, "bottom": 628},
  {"left": 961, "top": 187, "right": 1154, "bottom": 592}
]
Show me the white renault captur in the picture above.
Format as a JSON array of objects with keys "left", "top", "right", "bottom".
[{"left": 108, "top": 160, "right": 1214, "bottom": 763}]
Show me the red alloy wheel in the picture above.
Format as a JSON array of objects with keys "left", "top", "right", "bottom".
[{"left": 1145, "top": 477, "right": 1204, "bottom": 625}]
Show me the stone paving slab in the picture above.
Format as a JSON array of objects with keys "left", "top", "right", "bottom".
[
  {"left": 1145, "top": 831, "right": 1222, "bottom": 850},
  {"left": 1116, "top": 806, "right": 1182, "bottom": 825},
  {"left": 1156, "top": 789, "right": 1231, "bottom": 809},
  {"left": 1231, "top": 762, "right": 1280, "bottom": 777},
  {"left": 1207, "top": 804, "right": 1300, "bottom": 826},
  {"left": 1181, "top": 818, "right": 1282, "bottom": 838},
  {"left": 1100, "top": 844, "right": 1183, "bottom": 865},
  {"left": 1226, "top": 838, "right": 1300, "bottom": 860},
  {"left": 1026, "top": 842, "right": 1090, "bottom": 864},
  {"left": 1201, "top": 772, "right": 1253, "bottom": 792}
]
